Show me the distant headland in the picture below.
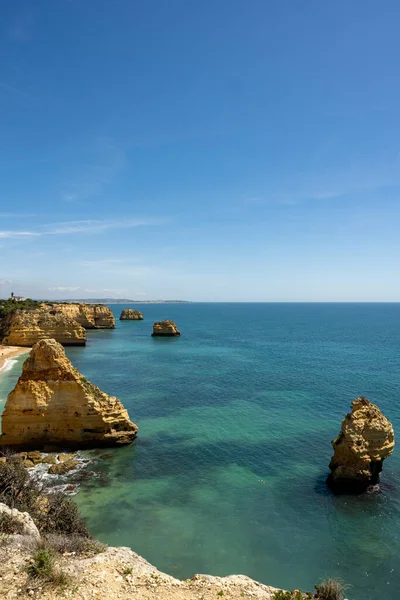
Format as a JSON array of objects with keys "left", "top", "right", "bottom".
[{"left": 58, "top": 298, "right": 192, "bottom": 304}]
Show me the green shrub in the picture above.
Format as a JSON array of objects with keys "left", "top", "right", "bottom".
[
  {"left": 0, "top": 456, "right": 41, "bottom": 513},
  {"left": 0, "top": 298, "right": 41, "bottom": 319},
  {"left": 0, "top": 457, "right": 90, "bottom": 538},
  {"left": 314, "top": 578, "right": 350, "bottom": 600},
  {"left": 26, "top": 547, "right": 70, "bottom": 587},
  {"left": 37, "top": 492, "right": 89, "bottom": 537},
  {"left": 272, "top": 591, "right": 305, "bottom": 600}
]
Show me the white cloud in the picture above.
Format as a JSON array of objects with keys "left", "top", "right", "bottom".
[
  {"left": 0, "top": 218, "right": 162, "bottom": 240},
  {"left": 48, "top": 286, "right": 81, "bottom": 292},
  {"left": 43, "top": 219, "right": 151, "bottom": 235},
  {"left": 83, "top": 288, "right": 129, "bottom": 295},
  {"left": 0, "top": 231, "right": 39, "bottom": 238}
]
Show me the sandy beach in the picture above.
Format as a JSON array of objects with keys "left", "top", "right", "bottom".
[{"left": 0, "top": 346, "right": 30, "bottom": 373}]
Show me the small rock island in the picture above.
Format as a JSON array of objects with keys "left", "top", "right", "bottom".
[
  {"left": 119, "top": 308, "right": 144, "bottom": 320},
  {"left": 327, "top": 396, "right": 395, "bottom": 493},
  {"left": 152, "top": 320, "right": 180, "bottom": 337},
  {"left": 0, "top": 338, "right": 138, "bottom": 450}
]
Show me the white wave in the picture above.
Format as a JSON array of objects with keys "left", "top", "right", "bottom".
[{"left": 0, "top": 358, "right": 18, "bottom": 374}]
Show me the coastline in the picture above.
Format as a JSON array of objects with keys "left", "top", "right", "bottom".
[{"left": 0, "top": 346, "right": 30, "bottom": 373}]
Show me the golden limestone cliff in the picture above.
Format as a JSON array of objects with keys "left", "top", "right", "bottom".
[
  {"left": 0, "top": 309, "right": 86, "bottom": 347},
  {"left": 42, "top": 303, "right": 115, "bottom": 329},
  {"left": 152, "top": 320, "right": 180, "bottom": 336},
  {"left": 328, "top": 396, "right": 395, "bottom": 493},
  {"left": 0, "top": 338, "right": 138, "bottom": 450},
  {"left": 120, "top": 308, "right": 144, "bottom": 320}
]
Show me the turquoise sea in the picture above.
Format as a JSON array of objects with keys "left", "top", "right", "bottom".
[{"left": 1, "top": 303, "right": 400, "bottom": 600}]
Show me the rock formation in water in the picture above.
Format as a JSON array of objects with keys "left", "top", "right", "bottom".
[
  {"left": 327, "top": 396, "right": 395, "bottom": 493},
  {"left": 119, "top": 308, "right": 144, "bottom": 320},
  {"left": 0, "top": 309, "right": 86, "bottom": 347},
  {"left": 151, "top": 320, "right": 180, "bottom": 337},
  {"left": 43, "top": 303, "right": 115, "bottom": 329},
  {"left": 0, "top": 338, "right": 138, "bottom": 450}
]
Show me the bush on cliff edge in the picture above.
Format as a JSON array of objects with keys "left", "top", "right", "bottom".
[{"left": 0, "top": 457, "right": 89, "bottom": 538}]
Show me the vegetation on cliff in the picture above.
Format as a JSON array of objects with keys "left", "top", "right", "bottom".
[
  {"left": 0, "top": 298, "right": 41, "bottom": 319},
  {"left": 0, "top": 456, "right": 89, "bottom": 538}
]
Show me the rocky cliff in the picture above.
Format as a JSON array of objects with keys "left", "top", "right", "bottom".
[
  {"left": 0, "top": 309, "right": 86, "bottom": 347},
  {"left": 43, "top": 303, "right": 115, "bottom": 329},
  {"left": 152, "top": 320, "right": 180, "bottom": 336},
  {"left": 0, "top": 539, "right": 282, "bottom": 600},
  {"left": 120, "top": 308, "right": 144, "bottom": 320},
  {"left": 328, "top": 396, "right": 395, "bottom": 493},
  {"left": 0, "top": 338, "right": 138, "bottom": 450}
]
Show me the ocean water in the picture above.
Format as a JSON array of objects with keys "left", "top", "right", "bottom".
[{"left": 1, "top": 303, "right": 400, "bottom": 600}]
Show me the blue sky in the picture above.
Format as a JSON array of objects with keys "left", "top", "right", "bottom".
[{"left": 1, "top": 0, "right": 400, "bottom": 301}]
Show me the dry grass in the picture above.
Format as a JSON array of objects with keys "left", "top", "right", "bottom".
[
  {"left": 315, "top": 578, "right": 350, "bottom": 600},
  {"left": 0, "top": 513, "right": 25, "bottom": 535},
  {"left": 40, "top": 533, "right": 106, "bottom": 556}
]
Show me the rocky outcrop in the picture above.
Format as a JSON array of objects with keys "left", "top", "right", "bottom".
[
  {"left": 0, "top": 309, "right": 86, "bottom": 347},
  {"left": 0, "top": 539, "right": 282, "bottom": 600},
  {"left": 43, "top": 303, "right": 115, "bottom": 329},
  {"left": 119, "top": 308, "right": 144, "bottom": 320},
  {"left": 327, "top": 396, "right": 395, "bottom": 493},
  {"left": 48, "top": 458, "right": 78, "bottom": 475},
  {"left": 0, "top": 503, "right": 40, "bottom": 538},
  {"left": 0, "top": 338, "right": 138, "bottom": 450},
  {"left": 152, "top": 320, "right": 180, "bottom": 337}
]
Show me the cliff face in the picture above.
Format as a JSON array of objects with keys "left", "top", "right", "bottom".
[
  {"left": 43, "top": 303, "right": 115, "bottom": 329},
  {"left": 120, "top": 308, "right": 144, "bottom": 320},
  {"left": 0, "top": 338, "right": 138, "bottom": 450},
  {"left": 328, "top": 396, "right": 395, "bottom": 493},
  {"left": 152, "top": 320, "right": 180, "bottom": 336},
  {"left": 0, "top": 310, "right": 86, "bottom": 347}
]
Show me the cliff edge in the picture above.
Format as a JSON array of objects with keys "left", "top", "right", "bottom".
[
  {"left": 0, "top": 539, "right": 281, "bottom": 600},
  {"left": 43, "top": 303, "right": 115, "bottom": 329}
]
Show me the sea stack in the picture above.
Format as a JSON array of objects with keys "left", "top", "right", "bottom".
[
  {"left": 0, "top": 338, "right": 138, "bottom": 450},
  {"left": 120, "top": 308, "right": 144, "bottom": 320},
  {"left": 327, "top": 396, "right": 394, "bottom": 493},
  {"left": 152, "top": 320, "right": 180, "bottom": 337}
]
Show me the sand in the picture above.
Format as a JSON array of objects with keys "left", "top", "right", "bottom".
[{"left": 0, "top": 346, "right": 30, "bottom": 373}]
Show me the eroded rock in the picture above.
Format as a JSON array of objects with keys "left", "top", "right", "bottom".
[
  {"left": 0, "top": 338, "right": 138, "bottom": 450},
  {"left": 151, "top": 320, "right": 180, "bottom": 337},
  {"left": 327, "top": 396, "right": 395, "bottom": 493},
  {"left": 0, "top": 309, "right": 86, "bottom": 347},
  {"left": 119, "top": 308, "right": 144, "bottom": 321},
  {"left": 48, "top": 458, "right": 79, "bottom": 475},
  {"left": 43, "top": 303, "right": 115, "bottom": 329}
]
